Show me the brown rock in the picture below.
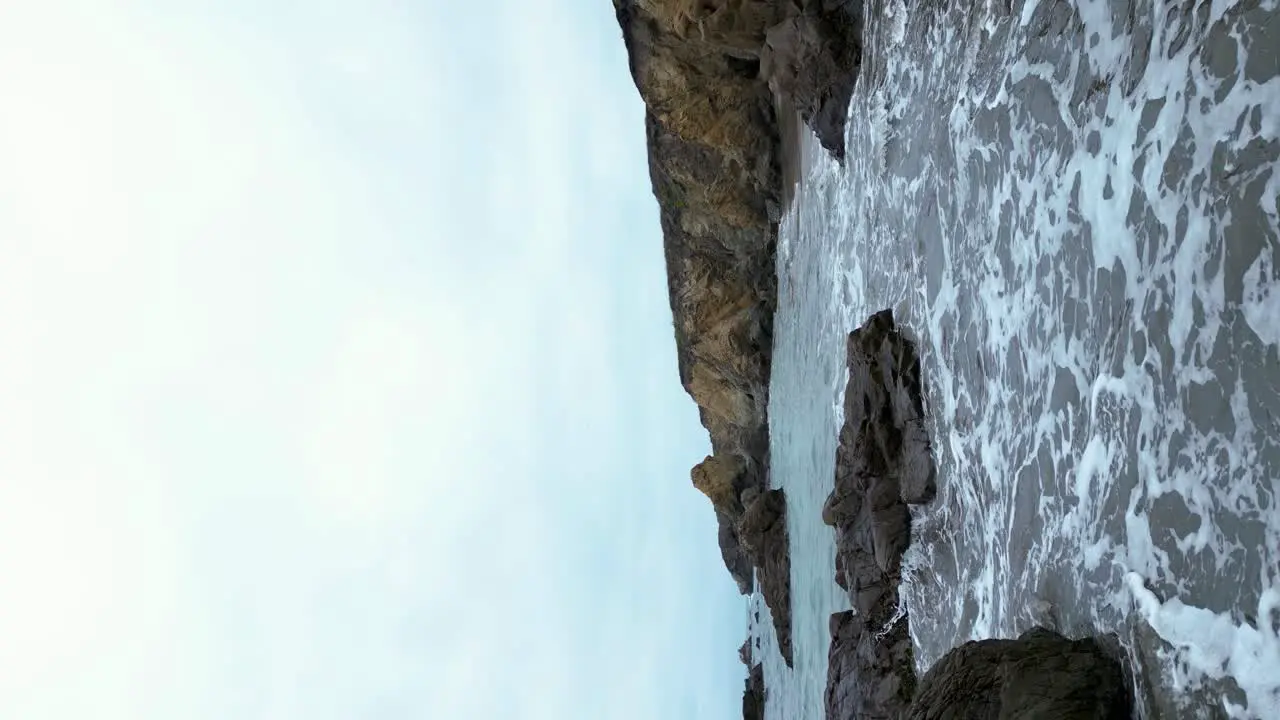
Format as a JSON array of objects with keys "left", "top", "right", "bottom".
[
  {"left": 613, "top": 0, "right": 865, "bottom": 592},
  {"left": 692, "top": 453, "right": 747, "bottom": 514}
]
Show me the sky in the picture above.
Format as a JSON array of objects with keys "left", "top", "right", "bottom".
[{"left": 0, "top": 1, "right": 748, "bottom": 718}]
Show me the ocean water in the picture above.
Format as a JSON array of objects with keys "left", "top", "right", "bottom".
[{"left": 750, "top": 1, "right": 1280, "bottom": 718}]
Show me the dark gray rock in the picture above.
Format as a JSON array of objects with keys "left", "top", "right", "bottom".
[
  {"left": 826, "top": 610, "right": 915, "bottom": 720},
  {"left": 823, "top": 309, "right": 1134, "bottom": 720},
  {"left": 823, "top": 309, "right": 934, "bottom": 719},
  {"left": 761, "top": 4, "right": 863, "bottom": 158},
  {"left": 907, "top": 627, "right": 1133, "bottom": 720},
  {"left": 718, "top": 512, "right": 756, "bottom": 594},
  {"left": 739, "top": 488, "right": 793, "bottom": 667},
  {"left": 743, "top": 661, "right": 765, "bottom": 720}
]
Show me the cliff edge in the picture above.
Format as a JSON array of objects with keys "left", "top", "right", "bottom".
[{"left": 612, "top": 0, "right": 863, "bottom": 599}]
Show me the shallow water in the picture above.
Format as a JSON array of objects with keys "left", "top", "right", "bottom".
[{"left": 753, "top": 1, "right": 1280, "bottom": 718}]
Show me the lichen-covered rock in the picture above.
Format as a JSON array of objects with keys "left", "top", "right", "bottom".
[
  {"left": 906, "top": 627, "right": 1133, "bottom": 720},
  {"left": 823, "top": 309, "right": 935, "bottom": 720},
  {"left": 738, "top": 488, "right": 792, "bottom": 666},
  {"left": 613, "top": 0, "right": 864, "bottom": 594}
]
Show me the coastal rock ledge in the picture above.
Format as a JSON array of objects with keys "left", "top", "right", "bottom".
[{"left": 611, "top": 0, "right": 864, "bottom": 603}]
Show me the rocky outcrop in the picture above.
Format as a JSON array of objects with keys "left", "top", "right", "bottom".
[
  {"left": 826, "top": 609, "right": 915, "bottom": 719},
  {"left": 906, "top": 627, "right": 1133, "bottom": 720},
  {"left": 613, "top": 0, "right": 865, "bottom": 596},
  {"left": 743, "top": 660, "right": 765, "bottom": 720},
  {"left": 738, "top": 488, "right": 793, "bottom": 666},
  {"left": 822, "top": 311, "right": 1135, "bottom": 719},
  {"left": 823, "top": 309, "right": 936, "bottom": 719},
  {"left": 761, "top": 3, "right": 864, "bottom": 159}
]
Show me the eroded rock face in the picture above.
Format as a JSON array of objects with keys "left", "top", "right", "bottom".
[
  {"left": 693, "top": 453, "right": 748, "bottom": 515},
  {"left": 613, "top": 0, "right": 864, "bottom": 595},
  {"left": 907, "top": 627, "right": 1133, "bottom": 720},
  {"left": 737, "top": 488, "right": 793, "bottom": 666},
  {"left": 823, "top": 309, "right": 935, "bottom": 719}
]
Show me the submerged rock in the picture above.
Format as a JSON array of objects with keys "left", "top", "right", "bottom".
[
  {"left": 907, "top": 627, "right": 1133, "bottom": 720},
  {"left": 738, "top": 488, "right": 793, "bottom": 666},
  {"left": 612, "top": 0, "right": 865, "bottom": 594},
  {"left": 824, "top": 309, "right": 935, "bottom": 719}
]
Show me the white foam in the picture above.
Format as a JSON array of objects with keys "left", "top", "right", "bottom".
[
  {"left": 1242, "top": 251, "right": 1280, "bottom": 347},
  {"left": 841, "top": 0, "right": 1278, "bottom": 713},
  {"left": 768, "top": 0, "right": 1279, "bottom": 716},
  {"left": 883, "top": 0, "right": 908, "bottom": 48},
  {"left": 1126, "top": 573, "right": 1280, "bottom": 719}
]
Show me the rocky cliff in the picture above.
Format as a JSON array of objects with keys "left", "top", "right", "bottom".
[{"left": 612, "top": 0, "right": 864, "bottom": 600}]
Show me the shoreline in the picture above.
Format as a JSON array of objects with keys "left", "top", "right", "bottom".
[{"left": 612, "top": 0, "right": 864, "bottom": 661}]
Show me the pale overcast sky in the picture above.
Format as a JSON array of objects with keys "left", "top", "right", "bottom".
[{"left": 0, "top": 1, "right": 746, "bottom": 717}]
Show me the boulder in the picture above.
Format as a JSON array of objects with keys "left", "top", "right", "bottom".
[
  {"left": 761, "top": 5, "right": 863, "bottom": 158},
  {"left": 906, "top": 627, "right": 1133, "bottom": 720}
]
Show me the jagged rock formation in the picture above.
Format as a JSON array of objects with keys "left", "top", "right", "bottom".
[
  {"left": 823, "top": 309, "right": 936, "bottom": 719},
  {"left": 612, "top": 0, "right": 865, "bottom": 600},
  {"left": 761, "top": 3, "right": 863, "bottom": 159},
  {"left": 906, "top": 627, "right": 1133, "bottom": 720},
  {"left": 742, "top": 660, "right": 765, "bottom": 720},
  {"left": 822, "top": 311, "right": 1134, "bottom": 719},
  {"left": 738, "top": 488, "right": 793, "bottom": 666}
]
